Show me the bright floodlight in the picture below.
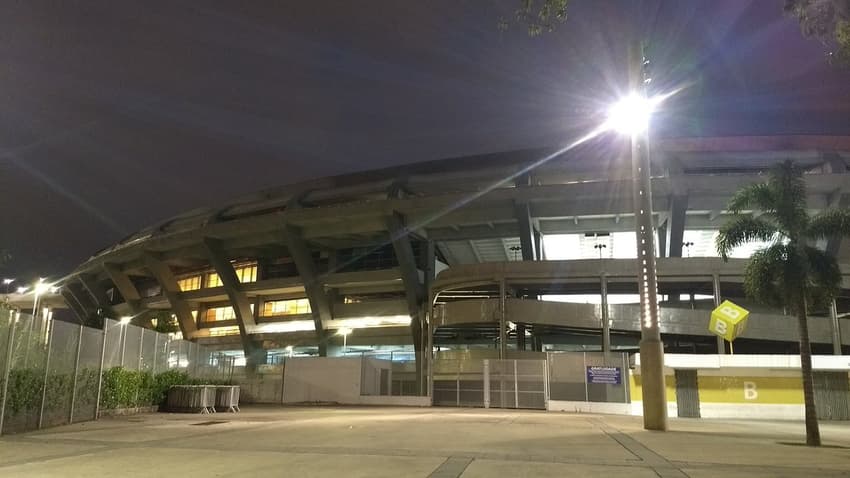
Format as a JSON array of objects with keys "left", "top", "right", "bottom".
[
  {"left": 607, "top": 93, "right": 655, "bottom": 135},
  {"left": 338, "top": 327, "right": 353, "bottom": 336},
  {"left": 2, "top": 278, "right": 14, "bottom": 285},
  {"left": 34, "top": 281, "right": 51, "bottom": 295},
  {"left": 16, "top": 287, "right": 28, "bottom": 294},
  {"left": 120, "top": 316, "right": 133, "bottom": 325}
]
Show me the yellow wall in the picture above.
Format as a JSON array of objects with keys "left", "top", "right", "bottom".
[
  {"left": 697, "top": 376, "right": 803, "bottom": 404},
  {"left": 629, "top": 373, "right": 676, "bottom": 402}
]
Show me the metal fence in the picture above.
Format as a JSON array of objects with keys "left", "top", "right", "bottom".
[
  {"left": 0, "top": 311, "right": 234, "bottom": 435},
  {"left": 547, "top": 352, "right": 630, "bottom": 404}
]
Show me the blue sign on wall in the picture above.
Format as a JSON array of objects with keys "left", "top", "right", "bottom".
[{"left": 586, "top": 366, "right": 622, "bottom": 385}]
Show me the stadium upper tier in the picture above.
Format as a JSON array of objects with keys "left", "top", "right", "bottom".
[{"left": 49, "top": 135, "right": 850, "bottom": 363}]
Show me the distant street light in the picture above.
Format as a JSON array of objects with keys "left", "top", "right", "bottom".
[
  {"left": 509, "top": 245, "right": 522, "bottom": 261},
  {"left": 683, "top": 241, "right": 695, "bottom": 258},
  {"left": 593, "top": 243, "right": 607, "bottom": 259},
  {"left": 2, "top": 278, "right": 14, "bottom": 294}
]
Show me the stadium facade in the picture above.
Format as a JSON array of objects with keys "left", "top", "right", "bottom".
[{"left": 46, "top": 135, "right": 850, "bottom": 390}]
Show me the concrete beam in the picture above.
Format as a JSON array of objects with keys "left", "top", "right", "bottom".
[
  {"left": 103, "top": 263, "right": 146, "bottom": 326},
  {"left": 514, "top": 201, "right": 537, "bottom": 260},
  {"left": 144, "top": 253, "right": 198, "bottom": 339},
  {"left": 77, "top": 273, "right": 114, "bottom": 321},
  {"left": 203, "top": 237, "right": 265, "bottom": 367},
  {"left": 386, "top": 212, "right": 425, "bottom": 393},
  {"left": 60, "top": 288, "right": 87, "bottom": 324},
  {"left": 282, "top": 224, "right": 331, "bottom": 356},
  {"left": 666, "top": 194, "right": 689, "bottom": 257}
]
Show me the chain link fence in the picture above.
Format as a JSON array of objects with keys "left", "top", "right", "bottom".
[{"left": 0, "top": 311, "right": 234, "bottom": 435}]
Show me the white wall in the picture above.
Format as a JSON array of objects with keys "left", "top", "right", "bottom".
[{"left": 283, "top": 357, "right": 363, "bottom": 403}]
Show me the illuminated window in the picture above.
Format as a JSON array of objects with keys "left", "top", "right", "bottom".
[
  {"left": 208, "top": 326, "right": 240, "bottom": 337},
  {"left": 177, "top": 275, "right": 201, "bottom": 291},
  {"left": 205, "top": 263, "right": 258, "bottom": 288},
  {"left": 203, "top": 304, "right": 254, "bottom": 322},
  {"left": 262, "top": 298, "right": 312, "bottom": 317}
]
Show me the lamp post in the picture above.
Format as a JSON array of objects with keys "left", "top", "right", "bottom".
[
  {"left": 338, "top": 327, "right": 352, "bottom": 356},
  {"left": 2, "top": 278, "right": 14, "bottom": 294},
  {"left": 606, "top": 41, "right": 667, "bottom": 431}
]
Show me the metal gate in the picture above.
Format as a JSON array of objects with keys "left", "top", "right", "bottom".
[
  {"left": 484, "top": 359, "right": 548, "bottom": 410},
  {"left": 814, "top": 371, "right": 850, "bottom": 420},
  {"left": 675, "top": 369, "right": 700, "bottom": 418}
]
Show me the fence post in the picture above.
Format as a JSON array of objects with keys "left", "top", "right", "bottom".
[
  {"left": 69, "top": 324, "right": 84, "bottom": 424},
  {"left": 137, "top": 328, "right": 144, "bottom": 371},
  {"left": 152, "top": 333, "right": 159, "bottom": 375},
  {"left": 38, "top": 319, "right": 55, "bottom": 429},
  {"left": 119, "top": 323, "right": 127, "bottom": 367},
  {"left": 0, "top": 313, "right": 19, "bottom": 435},
  {"left": 483, "top": 359, "right": 490, "bottom": 409},
  {"left": 513, "top": 360, "right": 519, "bottom": 409},
  {"left": 583, "top": 352, "right": 589, "bottom": 402},
  {"left": 94, "top": 321, "right": 109, "bottom": 420}
]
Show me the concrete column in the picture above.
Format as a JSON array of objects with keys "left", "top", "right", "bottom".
[
  {"left": 103, "top": 263, "right": 146, "bottom": 325},
  {"left": 601, "top": 274, "right": 610, "bottom": 353},
  {"left": 144, "top": 253, "right": 198, "bottom": 339},
  {"left": 203, "top": 237, "right": 265, "bottom": 367},
  {"left": 283, "top": 225, "right": 331, "bottom": 356},
  {"left": 666, "top": 195, "right": 688, "bottom": 258},
  {"left": 514, "top": 200, "right": 537, "bottom": 261},
  {"left": 386, "top": 213, "right": 426, "bottom": 393},
  {"left": 830, "top": 299, "right": 842, "bottom": 355},
  {"left": 712, "top": 274, "right": 726, "bottom": 354},
  {"left": 78, "top": 274, "right": 113, "bottom": 324}
]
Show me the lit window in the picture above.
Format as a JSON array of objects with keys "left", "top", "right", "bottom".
[
  {"left": 205, "top": 263, "right": 258, "bottom": 288},
  {"left": 208, "top": 326, "right": 240, "bottom": 337},
  {"left": 203, "top": 303, "right": 253, "bottom": 322},
  {"left": 177, "top": 275, "right": 201, "bottom": 291},
  {"left": 262, "top": 298, "right": 312, "bottom": 317}
]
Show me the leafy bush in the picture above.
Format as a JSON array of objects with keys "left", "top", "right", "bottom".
[
  {"left": 4, "top": 369, "right": 43, "bottom": 416},
  {"left": 97, "top": 367, "right": 229, "bottom": 410}
]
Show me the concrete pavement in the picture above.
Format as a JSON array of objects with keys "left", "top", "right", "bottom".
[{"left": 1, "top": 406, "right": 849, "bottom": 477}]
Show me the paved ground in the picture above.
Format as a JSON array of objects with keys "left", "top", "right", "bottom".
[{"left": 1, "top": 406, "right": 850, "bottom": 477}]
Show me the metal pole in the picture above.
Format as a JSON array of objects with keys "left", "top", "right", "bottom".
[
  {"left": 152, "top": 333, "right": 159, "bottom": 375},
  {"left": 629, "top": 40, "right": 666, "bottom": 431},
  {"left": 483, "top": 359, "right": 490, "bottom": 408},
  {"left": 119, "top": 323, "right": 127, "bottom": 367},
  {"left": 583, "top": 352, "right": 589, "bottom": 402},
  {"left": 94, "top": 321, "right": 108, "bottom": 420},
  {"left": 601, "top": 274, "right": 610, "bottom": 353},
  {"left": 499, "top": 279, "right": 507, "bottom": 359},
  {"left": 69, "top": 324, "right": 83, "bottom": 424},
  {"left": 712, "top": 274, "right": 726, "bottom": 354},
  {"left": 830, "top": 299, "right": 842, "bottom": 355},
  {"left": 0, "top": 313, "right": 19, "bottom": 435},
  {"left": 137, "top": 328, "right": 144, "bottom": 371},
  {"left": 513, "top": 359, "right": 519, "bottom": 409},
  {"left": 38, "top": 319, "right": 55, "bottom": 429}
]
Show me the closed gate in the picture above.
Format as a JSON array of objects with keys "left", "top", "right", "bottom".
[
  {"left": 675, "top": 369, "right": 700, "bottom": 418},
  {"left": 484, "top": 359, "right": 548, "bottom": 410},
  {"left": 814, "top": 371, "right": 850, "bottom": 420}
]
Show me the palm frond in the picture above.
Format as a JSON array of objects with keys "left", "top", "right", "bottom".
[
  {"left": 726, "top": 182, "right": 776, "bottom": 214},
  {"left": 743, "top": 244, "right": 789, "bottom": 308},
  {"left": 715, "top": 215, "right": 779, "bottom": 260},
  {"left": 807, "top": 208, "right": 850, "bottom": 241},
  {"left": 804, "top": 246, "right": 842, "bottom": 309},
  {"left": 769, "top": 160, "right": 809, "bottom": 236}
]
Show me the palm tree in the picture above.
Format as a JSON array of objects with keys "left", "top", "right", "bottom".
[{"left": 716, "top": 160, "right": 850, "bottom": 447}]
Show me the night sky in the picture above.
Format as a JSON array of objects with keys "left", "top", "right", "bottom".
[{"left": 1, "top": 0, "right": 849, "bottom": 281}]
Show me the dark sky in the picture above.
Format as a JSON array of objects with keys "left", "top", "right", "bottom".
[{"left": 1, "top": 0, "right": 849, "bottom": 281}]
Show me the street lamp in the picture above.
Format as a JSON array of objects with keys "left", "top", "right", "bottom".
[
  {"left": 338, "top": 327, "right": 353, "bottom": 356},
  {"left": 2, "top": 278, "right": 14, "bottom": 294},
  {"left": 605, "top": 42, "right": 668, "bottom": 432}
]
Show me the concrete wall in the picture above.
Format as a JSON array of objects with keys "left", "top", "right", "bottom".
[{"left": 283, "top": 357, "right": 363, "bottom": 403}]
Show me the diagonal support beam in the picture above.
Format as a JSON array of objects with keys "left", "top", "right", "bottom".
[
  {"left": 825, "top": 153, "right": 849, "bottom": 257},
  {"left": 103, "top": 263, "right": 148, "bottom": 326},
  {"left": 203, "top": 238, "right": 265, "bottom": 367},
  {"left": 60, "top": 288, "right": 87, "bottom": 324},
  {"left": 144, "top": 253, "right": 198, "bottom": 339},
  {"left": 77, "top": 274, "right": 114, "bottom": 323},
  {"left": 282, "top": 224, "right": 330, "bottom": 356},
  {"left": 386, "top": 212, "right": 425, "bottom": 394}
]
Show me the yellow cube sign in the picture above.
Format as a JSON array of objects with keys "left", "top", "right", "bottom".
[{"left": 709, "top": 300, "right": 749, "bottom": 342}]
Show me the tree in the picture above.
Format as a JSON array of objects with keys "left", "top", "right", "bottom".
[
  {"left": 506, "top": 0, "right": 850, "bottom": 65},
  {"left": 715, "top": 161, "right": 850, "bottom": 447},
  {"left": 785, "top": 0, "right": 850, "bottom": 65}
]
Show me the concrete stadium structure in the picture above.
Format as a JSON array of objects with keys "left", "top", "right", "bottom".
[{"left": 44, "top": 135, "right": 850, "bottom": 391}]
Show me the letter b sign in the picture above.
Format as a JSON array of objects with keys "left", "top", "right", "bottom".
[{"left": 709, "top": 300, "right": 749, "bottom": 342}]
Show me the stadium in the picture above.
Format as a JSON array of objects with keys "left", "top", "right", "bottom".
[{"left": 23, "top": 134, "right": 850, "bottom": 398}]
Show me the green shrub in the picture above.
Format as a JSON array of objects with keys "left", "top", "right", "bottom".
[{"left": 4, "top": 369, "right": 43, "bottom": 416}]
